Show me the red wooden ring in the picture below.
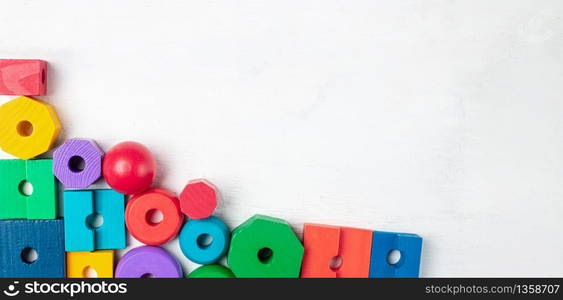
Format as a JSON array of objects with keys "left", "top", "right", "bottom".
[{"left": 125, "top": 188, "right": 183, "bottom": 245}]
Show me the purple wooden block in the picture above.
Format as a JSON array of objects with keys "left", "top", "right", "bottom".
[
  {"left": 53, "top": 138, "right": 104, "bottom": 189},
  {"left": 115, "top": 246, "right": 183, "bottom": 278}
]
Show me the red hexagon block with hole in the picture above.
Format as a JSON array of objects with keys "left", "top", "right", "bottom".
[
  {"left": 0, "top": 96, "right": 61, "bottom": 160},
  {"left": 179, "top": 179, "right": 218, "bottom": 220},
  {"left": 53, "top": 139, "right": 104, "bottom": 189}
]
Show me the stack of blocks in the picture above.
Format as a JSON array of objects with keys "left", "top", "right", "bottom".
[{"left": 0, "top": 59, "right": 423, "bottom": 278}]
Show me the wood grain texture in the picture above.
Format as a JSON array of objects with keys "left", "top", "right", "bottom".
[
  {"left": 53, "top": 138, "right": 104, "bottom": 188},
  {"left": 179, "top": 179, "right": 217, "bottom": 219},
  {"left": 0, "top": 159, "right": 56, "bottom": 220},
  {"left": 0, "top": 59, "right": 47, "bottom": 96},
  {"left": 1, "top": 0, "right": 563, "bottom": 277},
  {"left": 0, "top": 96, "right": 61, "bottom": 160},
  {"left": 0, "top": 219, "right": 65, "bottom": 278},
  {"left": 66, "top": 250, "right": 114, "bottom": 278}
]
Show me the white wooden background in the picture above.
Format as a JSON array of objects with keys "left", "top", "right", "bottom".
[{"left": 1, "top": 0, "right": 562, "bottom": 277}]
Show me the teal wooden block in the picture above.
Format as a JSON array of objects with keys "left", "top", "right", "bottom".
[
  {"left": 63, "top": 189, "right": 126, "bottom": 251},
  {"left": 0, "top": 159, "right": 57, "bottom": 220},
  {"left": 63, "top": 190, "right": 93, "bottom": 250},
  {"left": 95, "top": 190, "right": 126, "bottom": 249}
]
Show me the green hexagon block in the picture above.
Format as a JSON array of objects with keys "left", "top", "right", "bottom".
[{"left": 227, "top": 214, "right": 304, "bottom": 278}]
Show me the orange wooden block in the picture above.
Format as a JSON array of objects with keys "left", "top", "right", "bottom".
[
  {"left": 301, "top": 224, "right": 339, "bottom": 278},
  {"left": 301, "top": 223, "right": 372, "bottom": 278},
  {"left": 338, "top": 226, "right": 372, "bottom": 277}
]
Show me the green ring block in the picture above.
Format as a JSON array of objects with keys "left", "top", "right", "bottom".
[
  {"left": 227, "top": 214, "right": 304, "bottom": 278},
  {"left": 0, "top": 159, "right": 56, "bottom": 219},
  {"left": 187, "top": 265, "right": 235, "bottom": 278}
]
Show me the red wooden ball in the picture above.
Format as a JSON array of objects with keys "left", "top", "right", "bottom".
[{"left": 103, "top": 141, "right": 157, "bottom": 195}]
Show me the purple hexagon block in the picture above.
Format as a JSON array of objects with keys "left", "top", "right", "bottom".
[{"left": 53, "top": 138, "right": 104, "bottom": 189}]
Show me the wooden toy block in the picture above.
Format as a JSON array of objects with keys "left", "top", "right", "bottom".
[
  {"left": 301, "top": 224, "right": 372, "bottom": 278},
  {"left": 0, "top": 96, "right": 61, "bottom": 160},
  {"left": 369, "top": 231, "right": 423, "bottom": 278},
  {"left": 53, "top": 139, "right": 104, "bottom": 189},
  {"left": 179, "top": 179, "right": 218, "bottom": 219},
  {"left": 125, "top": 188, "right": 183, "bottom": 245},
  {"left": 0, "top": 159, "right": 56, "bottom": 220},
  {"left": 338, "top": 226, "right": 373, "bottom": 277},
  {"left": 188, "top": 265, "right": 235, "bottom": 278},
  {"left": 63, "top": 190, "right": 126, "bottom": 251},
  {"left": 0, "top": 160, "right": 26, "bottom": 218},
  {"left": 0, "top": 219, "right": 65, "bottom": 278},
  {"left": 103, "top": 141, "right": 156, "bottom": 195},
  {"left": 66, "top": 250, "right": 114, "bottom": 278},
  {"left": 179, "top": 216, "right": 230, "bottom": 264},
  {"left": 26, "top": 159, "right": 57, "bottom": 219},
  {"left": 227, "top": 214, "right": 304, "bottom": 278},
  {"left": 115, "top": 246, "right": 182, "bottom": 278},
  {"left": 300, "top": 224, "right": 339, "bottom": 278},
  {"left": 0, "top": 59, "right": 47, "bottom": 96}
]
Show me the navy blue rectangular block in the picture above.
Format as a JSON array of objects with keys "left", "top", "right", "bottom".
[{"left": 0, "top": 219, "right": 65, "bottom": 278}]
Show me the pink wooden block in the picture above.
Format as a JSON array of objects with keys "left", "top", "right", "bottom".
[
  {"left": 0, "top": 59, "right": 47, "bottom": 96},
  {"left": 179, "top": 179, "right": 218, "bottom": 220}
]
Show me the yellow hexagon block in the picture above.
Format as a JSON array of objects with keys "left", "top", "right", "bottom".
[
  {"left": 0, "top": 96, "right": 61, "bottom": 159},
  {"left": 66, "top": 250, "right": 114, "bottom": 278}
]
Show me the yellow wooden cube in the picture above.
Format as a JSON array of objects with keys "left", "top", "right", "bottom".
[
  {"left": 0, "top": 96, "right": 61, "bottom": 160},
  {"left": 66, "top": 250, "right": 114, "bottom": 278}
]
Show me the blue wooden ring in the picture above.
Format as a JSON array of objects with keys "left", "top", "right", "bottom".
[{"left": 179, "top": 216, "right": 230, "bottom": 264}]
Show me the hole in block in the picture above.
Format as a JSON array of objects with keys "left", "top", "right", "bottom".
[
  {"left": 257, "top": 247, "right": 273, "bottom": 264},
  {"left": 387, "top": 249, "right": 402, "bottom": 265},
  {"left": 18, "top": 180, "right": 33, "bottom": 196},
  {"left": 16, "top": 120, "right": 34, "bottom": 137},
  {"left": 42, "top": 69, "right": 46, "bottom": 84},
  {"left": 21, "top": 247, "right": 38, "bottom": 264},
  {"left": 196, "top": 234, "right": 214, "bottom": 249},
  {"left": 140, "top": 273, "right": 154, "bottom": 278},
  {"left": 86, "top": 213, "right": 104, "bottom": 229},
  {"left": 68, "top": 156, "right": 86, "bottom": 172},
  {"left": 146, "top": 209, "right": 163, "bottom": 226},
  {"left": 329, "top": 255, "right": 343, "bottom": 271},
  {"left": 83, "top": 266, "right": 98, "bottom": 278}
]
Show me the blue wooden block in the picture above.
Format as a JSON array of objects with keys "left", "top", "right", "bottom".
[
  {"left": 369, "top": 231, "right": 422, "bottom": 278},
  {"left": 63, "top": 189, "right": 125, "bottom": 251},
  {"left": 0, "top": 219, "right": 65, "bottom": 278},
  {"left": 179, "top": 216, "right": 230, "bottom": 264}
]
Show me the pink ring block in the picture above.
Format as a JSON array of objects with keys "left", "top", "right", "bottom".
[
  {"left": 53, "top": 139, "right": 104, "bottom": 189},
  {"left": 0, "top": 59, "right": 47, "bottom": 96}
]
